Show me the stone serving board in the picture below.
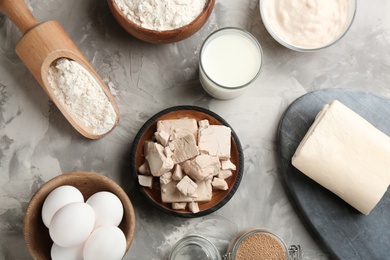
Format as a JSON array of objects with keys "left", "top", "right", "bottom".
[{"left": 278, "top": 89, "right": 390, "bottom": 260}]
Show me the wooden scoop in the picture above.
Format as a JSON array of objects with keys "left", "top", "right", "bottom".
[{"left": 0, "top": 0, "right": 120, "bottom": 139}]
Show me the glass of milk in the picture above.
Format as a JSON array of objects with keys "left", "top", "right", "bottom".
[{"left": 199, "top": 27, "right": 263, "bottom": 100}]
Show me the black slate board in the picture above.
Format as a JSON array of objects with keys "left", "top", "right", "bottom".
[{"left": 278, "top": 89, "right": 390, "bottom": 260}]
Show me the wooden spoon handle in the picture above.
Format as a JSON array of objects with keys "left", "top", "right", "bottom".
[{"left": 0, "top": 0, "right": 38, "bottom": 35}]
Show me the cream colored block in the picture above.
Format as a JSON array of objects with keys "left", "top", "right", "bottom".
[{"left": 292, "top": 100, "right": 390, "bottom": 215}]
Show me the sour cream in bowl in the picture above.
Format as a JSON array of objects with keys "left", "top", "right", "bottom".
[{"left": 260, "top": 0, "right": 356, "bottom": 51}]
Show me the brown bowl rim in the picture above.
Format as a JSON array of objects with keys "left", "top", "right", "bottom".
[
  {"left": 107, "top": 0, "right": 216, "bottom": 43},
  {"left": 23, "top": 171, "right": 136, "bottom": 259},
  {"left": 130, "top": 105, "right": 244, "bottom": 218}
]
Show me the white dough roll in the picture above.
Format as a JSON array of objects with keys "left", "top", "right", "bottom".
[{"left": 292, "top": 100, "right": 390, "bottom": 215}]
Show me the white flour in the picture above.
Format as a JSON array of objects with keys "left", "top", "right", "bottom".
[
  {"left": 47, "top": 58, "right": 117, "bottom": 135},
  {"left": 115, "top": 0, "right": 207, "bottom": 31}
]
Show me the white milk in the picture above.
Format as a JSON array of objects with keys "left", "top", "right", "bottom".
[{"left": 199, "top": 28, "right": 262, "bottom": 100}]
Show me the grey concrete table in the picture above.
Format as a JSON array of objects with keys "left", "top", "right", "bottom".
[{"left": 0, "top": 0, "right": 389, "bottom": 259}]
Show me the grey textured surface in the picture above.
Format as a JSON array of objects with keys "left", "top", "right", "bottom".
[
  {"left": 0, "top": 0, "right": 390, "bottom": 259},
  {"left": 278, "top": 89, "right": 390, "bottom": 260}
]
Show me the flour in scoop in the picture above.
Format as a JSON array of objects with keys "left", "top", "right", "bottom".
[
  {"left": 115, "top": 0, "right": 207, "bottom": 31},
  {"left": 47, "top": 58, "right": 117, "bottom": 135}
]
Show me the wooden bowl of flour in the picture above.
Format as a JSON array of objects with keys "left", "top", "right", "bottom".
[{"left": 107, "top": 0, "right": 215, "bottom": 44}]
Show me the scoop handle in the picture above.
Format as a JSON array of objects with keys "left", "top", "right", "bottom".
[{"left": 0, "top": 0, "right": 39, "bottom": 35}]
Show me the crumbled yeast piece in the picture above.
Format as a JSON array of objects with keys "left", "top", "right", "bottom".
[
  {"left": 188, "top": 201, "right": 199, "bottom": 214},
  {"left": 161, "top": 179, "right": 212, "bottom": 203},
  {"left": 172, "top": 202, "right": 187, "bottom": 210},
  {"left": 182, "top": 154, "right": 220, "bottom": 182},
  {"left": 198, "top": 125, "right": 231, "bottom": 160},
  {"left": 218, "top": 170, "right": 233, "bottom": 179},
  {"left": 221, "top": 159, "right": 236, "bottom": 171},
  {"left": 164, "top": 146, "right": 173, "bottom": 158},
  {"left": 176, "top": 176, "right": 198, "bottom": 196},
  {"left": 160, "top": 172, "right": 173, "bottom": 185},
  {"left": 157, "top": 118, "right": 198, "bottom": 141},
  {"left": 170, "top": 134, "right": 199, "bottom": 163},
  {"left": 138, "top": 162, "right": 150, "bottom": 175},
  {"left": 212, "top": 177, "right": 229, "bottom": 190},
  {"left": 172, "top": 164, "right": 184, "bottom": 181},
  {"left": 198, "top": 119, "right": 210, "bottom": 128},
  {"left": 138, "top": 175, "right": 153, "bottom": 188},
  {"left": 144, "top": 140, "right": 155, "bottom": 156},
  {"left": 168, "top": 142, "right": 175, "bottom": 151},
  {"left": 146, "top": 142, "right": 174, "bottom": 177},
  {"left": 155, "top": 130, "right": 170, "bottom": 146}
]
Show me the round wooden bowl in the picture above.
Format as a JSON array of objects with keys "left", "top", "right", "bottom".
[
  {"left": 24, "top": 171, "right": 136, "bottom": 259},
  {"left": 107, "top": 0, "right": 216, "bottom": 44},
  {"left": 130, "top": 106, "right": 244, "bottom": 217}
]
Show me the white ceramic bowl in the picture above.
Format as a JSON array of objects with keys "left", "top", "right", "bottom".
[{"left": 260, "top": 0, "right": 357, "bottom": 51}]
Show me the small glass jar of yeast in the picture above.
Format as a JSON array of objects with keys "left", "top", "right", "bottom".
[
  {"left": 224, "top": 228, "right": 300, "bottom": 260},
  {"left": 169, "top": 228, "right": 301, "bottom": 260}
]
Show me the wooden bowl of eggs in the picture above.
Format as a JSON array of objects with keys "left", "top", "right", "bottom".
[
  {"left": 23, "top": 171, "right": 135, "bottom": 259},
  {"left": 130, "top": 106, "right": 244, "bottom": 218},
  {"left": 107, "top": 0, "right": 216, "bottom": 44}
]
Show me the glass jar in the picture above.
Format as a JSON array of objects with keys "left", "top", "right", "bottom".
[
  {"left": 199, "top": 27, "right": 263, "bottom": 100},
  {"left": 224, "top": 228, "right": 301, "bottom": 260},
  {"left": 169, "top": 234, "right": 222, "bottom": 260},
  {"left": 169, "top": 228, "right": 301, "bottom": 260}
]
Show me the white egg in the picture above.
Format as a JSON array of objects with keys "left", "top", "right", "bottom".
[
  {"left": 41, "top": 185, "right": 84, "bottom": 227},
  {"left": 51, "top": 242, "right": 84, "bottom": 260},
  {"left": 49, "top": 202, "right": 95, "bottom": 248},
  {"left": 83, "top": 226, "right": 127, "bottom": 260},
  {"left": 86, "top": 191, "right": 124, "bottom": 228}
]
